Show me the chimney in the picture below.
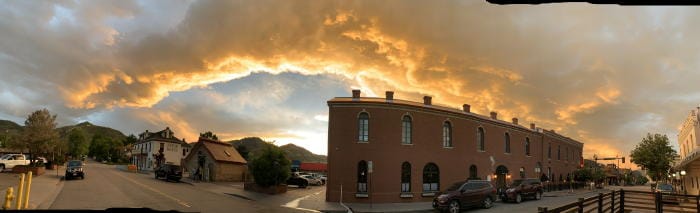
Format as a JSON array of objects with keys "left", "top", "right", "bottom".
[
  {"left": 512, "top": 118, "right": 518, "bottom": 125},
  {"left": 530, "top": 123, "right": 536, "bottom": 130},
  {"left": 423, "top": 96, "right": 432, "bottom": 105},
  {"left": 385, "top": 91, "right": 394, "bottom": 102},
  {"left": 552, "top": 129, "right": 556, "bottom": 133},
  {"left": 352, "top": 90, "right": 361, "bottom": 100},
  {"left": 463, "top": 104, "right": 471, "bottom": 113},
  {"left": 490, "top": 112, "right": 497, "bottom": 120}
]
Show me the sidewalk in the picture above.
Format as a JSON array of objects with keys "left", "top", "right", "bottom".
[{"left": 0, "top": 169, "right": 65, "bottom": 210}]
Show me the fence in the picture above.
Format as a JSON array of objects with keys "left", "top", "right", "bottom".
[{"left": 538, "top": 189, "right": 700, "bottom": 213}]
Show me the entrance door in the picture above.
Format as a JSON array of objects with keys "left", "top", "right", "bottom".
[{"left": 496, "top": 165, "right": 509, "bottom": 189}]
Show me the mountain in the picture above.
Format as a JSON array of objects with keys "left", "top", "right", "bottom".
[
  {"left": 279, "top": 143, "right": 327, "bottom": 163},
  {"left": 56, "top": 121, "right": 127, "bottom": 142},
  {"left": 0, "top": 120, "right": 127, "bottom": 143},
  {"left": 230, "top": 137, "right": 327, "bottom": 163}
]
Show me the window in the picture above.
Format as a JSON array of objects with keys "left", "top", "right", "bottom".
[
  {"left": 443, "top": 122, "right": 452, "bottom": 147},
  {"left": 357, "top": 161, "right": 368, "bottom": 193},
  {"left": 402, "top": 116, "right": 412, "bottom": 144},
  {"left": 160, "top": 142, "right": 164, "bottom": 152},
  {"left": 566, "top": 147, "right": 569, "bottom": 161},
  {"left": 504, "top": 133, "right": 511, "bottom": 153},
  {"left": 520, "top": 167, "right": 525, "bottom": 178},
  {"left": 423, "top": 163, "right": 439, "bottom": 192},
  {"left": 401, "top": 162, "right": 411, "bottom": 193},
  {"left": 547, "top": 143, "right": 551, "bottom": 159},
  {"left": 557, "top": 145, "right": 561, "bottom": 160},
  {"left": 358, "top": 112, "right": 369, "bottom": 142},
  {"left": 477, "top": 127, "right": 485, "bottom": 151},
  {"left": 525, "top": 137, "right": 531, "bottom": 156},
  {"left": 535, "top": 162, "right": 542, "bottom": 174},
  {"left": 469, "top": 165, "right": 478, "bottom": 180}
]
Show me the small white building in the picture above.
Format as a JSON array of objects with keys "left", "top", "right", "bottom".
[{"left": 131, "top": 127, "right": 191, "bottom": 171}]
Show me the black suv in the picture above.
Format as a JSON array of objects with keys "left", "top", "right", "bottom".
[
  {"left": 65, "top": 160, "right": 85, "bottom": 180},
  {"left": 155, "top": 164, "right": 182, "bottom": 182},
  {"left": 433, "top": 180, "right": 497, "bottom": 213},
  {"left": 501, "top": 178, "right": 543, "bottom": 203}
]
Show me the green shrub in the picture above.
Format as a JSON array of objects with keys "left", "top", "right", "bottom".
[{"left": 249, "top": 146, "right": 290, "bottom": 187}]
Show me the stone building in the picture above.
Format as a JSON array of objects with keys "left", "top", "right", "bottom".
[{"left": 183, "top": 137, "right": 247, "bottom": 182}]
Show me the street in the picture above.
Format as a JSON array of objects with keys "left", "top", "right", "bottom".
[{"left": 49, "top": 161, "right": 304, "bottom": 212}]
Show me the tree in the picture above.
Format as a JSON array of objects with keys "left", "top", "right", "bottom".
[
  {"left": 249, "top": 145, "right": 291, "bottom": 187},
  {"left": 89, "top": 135, "right": 110, "bottom": 161},
  {"left": 200, "top": 131, "right": 218, "bottom": 140},
  {"left": 123, "top": 134, "right": 138, "bottom": 146},
  {"left": 22, "top": 109, "right": 59, "bottom": 166},
  {"left": 68, "top": 128, "right": 89, "bottom": 159},
  {"left": 630, "top": 133, "right": 677, "bottom": 181},
  {"left": 236, "top": 145, "right": 249, "bottom": 161}
]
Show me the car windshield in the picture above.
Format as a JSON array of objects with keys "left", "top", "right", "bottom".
[
  {"left": 167, "top": 165, "right": 181, "bottom": 172},
  {"left": 68, "top": 161, "right": 82, "bottom": 167},
  {"left": 0, "top": 154, "right": 9, "bottom": 160},
  {"left": 447, "top": 182, "right": 466, "bottom": 191},
  {"left": 658, "top": 184, "right": 673, "bottom": 191}
]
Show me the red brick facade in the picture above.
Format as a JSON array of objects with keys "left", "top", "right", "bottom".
[{"left": 326, "top": 90, "right": 584, "bottom": 203}]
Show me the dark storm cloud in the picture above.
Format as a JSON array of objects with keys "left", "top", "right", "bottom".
[{"left": 2, "top": 1, "right": 700, "bottom": 157}]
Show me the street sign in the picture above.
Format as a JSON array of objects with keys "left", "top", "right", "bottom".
[{"left": 368, "top": 161, "right": 373, "bottom": 173}]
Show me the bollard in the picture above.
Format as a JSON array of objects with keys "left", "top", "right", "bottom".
[
  {"left": 15, "top": 173, "right": 25, "bottom": 210},
  {"left": 23, "top": 171, "right": 32, "bottom": 209},
  {"left": 3, "top": 187, "right": 13, "bottom": 210}
]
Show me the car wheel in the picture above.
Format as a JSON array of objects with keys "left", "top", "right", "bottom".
[
  {"left": 482, "top": 196, "right": 493, "bottom": 209},
  {"left": 535, "top": 191, "right": 542, "bottom": 200},
  {"left": 0, "top": 164, "right": 4, "bottom": 172},
  {"left": 81, "top": 175, "right": 85, "bottom": 180},
  {"left": 448, "top": 200, "right": 460, "bottom": 213},
  {"left": 515, "top": 193, "right": 522, "bottom": 203}
]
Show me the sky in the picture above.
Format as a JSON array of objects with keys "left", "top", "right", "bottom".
[{"left": 1, "top": 1, "right": 699, "bottom": 168}]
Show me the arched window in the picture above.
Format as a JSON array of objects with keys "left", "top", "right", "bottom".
[
  {"left": 525, "top": 137, "right": 531, "bottom": 156},
  {"left": 401, "top": 162, "right": 411, "bottom": 192},
  {"left": 357, "top": 161, "right": 368, "bottom": 192},
  {"left": 423, "top": 163, "right": 439, "bottom": 192},
  {"left": 504, "top": 133, "right": 511, "bottom": 153},
  {"left": 520, "top": 167, "right": 526, "bottom": 178},
  {"left": 358, "top": 112, "right": 369, "bottom": 142},
  {"left": 469, "top": 165, "right": 478, "bottom": 180},
  {"left": 402, "top": 115, "right": 412, "bottom": 144},
  {"left": 443, "top": 121, "right": 452, "bottom": 147},
  {"left": 535, "top": 162, "right": 542, "bottom": 174},
  {"left": 477, "top": 127, "right": 485, "bottom": 151}
]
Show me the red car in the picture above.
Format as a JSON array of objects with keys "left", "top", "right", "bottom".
[
  {"left": 501, "top": 178, "right": 543, "bottom": 203},
  {"left": 432, "top": 180, "right": 497, "bottom": 213}
]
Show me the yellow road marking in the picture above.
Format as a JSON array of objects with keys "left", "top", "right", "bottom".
[{"left": 112, "top": 171, "right": 191, "bottom": 208}]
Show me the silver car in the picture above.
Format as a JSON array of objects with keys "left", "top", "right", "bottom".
[{"left": 301, "top": 175, "right": 323, "bottom": 186}]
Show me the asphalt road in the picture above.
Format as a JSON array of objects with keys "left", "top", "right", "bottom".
[{"left": 49, "top": 161, "right": 302, "bottom": 213}]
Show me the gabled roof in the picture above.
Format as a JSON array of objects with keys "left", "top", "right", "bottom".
[
  {"left": 185, "top": 137, "right": 247, "bottom": 164},
  {"left": 137, "top": 127, "right": 189, "bottom": 146}
]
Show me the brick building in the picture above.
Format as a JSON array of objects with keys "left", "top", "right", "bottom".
[{"left": 326, "top": 90, "right": 584, "bottom": 203}]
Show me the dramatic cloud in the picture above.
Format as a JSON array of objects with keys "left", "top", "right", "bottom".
[{"left": 2, "top": 1, "right": 700, "bottom": 163}]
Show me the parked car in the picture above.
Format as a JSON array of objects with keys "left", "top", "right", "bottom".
[
  {"left": 432, "top": 180, "right": 497, "bottom": 213},
  {"left": 287, "top": 175, "right": 309, "bottom": 188},
  {"left": 656, "top": 183, "right": 679, "bottom": 204},
  {"left": 0, "top": 154, "right": 30, "bottom": 172},
  {"left": 65, "top": 160, "right": 85, "bottom": 180},
  {"left": 32, "top": 157, "right": 47, "bottom": 164},
  {"left": 320, "top": 175, "right": 327, "bottom": 185},
  {"left": 155, "top": 164, "right": 182, "bottom": 182},
  {"left": 301, "top": 175, "right": 323, "bottom": 186},
  {"left": 501, "top": 178, "right": 543, "bottom": 203}
]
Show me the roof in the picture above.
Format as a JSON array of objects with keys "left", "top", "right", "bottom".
[
  {"left": 300, "top": 162, "right": 327, "bottom": 171},
  {"left": 137, "top": 127, "right": 189, "bottom": 146},
  {"left": 185, "top": 137, "right": 247, "bottom": 164}
]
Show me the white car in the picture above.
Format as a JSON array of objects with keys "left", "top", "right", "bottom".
[
  {"left": 301, "top": 175, "right": 323, "bottom": 186},
  {"left": 0, "top": 154, "right": 31, "bottom": 171}
]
